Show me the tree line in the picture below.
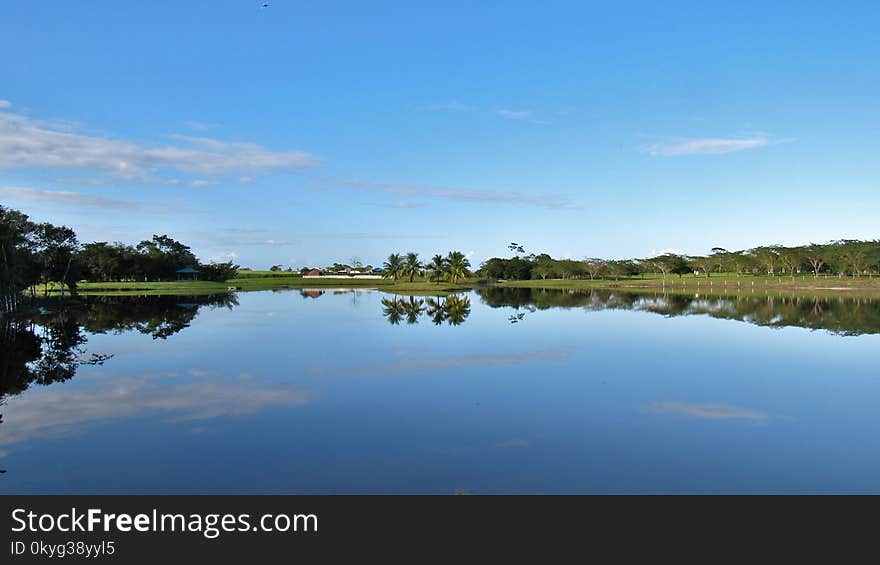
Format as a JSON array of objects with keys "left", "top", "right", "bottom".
[
  {"left": 476, "top": 240, "right": 880, "bottom": 281},
  {"left": 1, "top": 205, "right": 238, "bottom": 311},
  {"left": 381, "top": 251, "right": 471, "bottom": 283}
]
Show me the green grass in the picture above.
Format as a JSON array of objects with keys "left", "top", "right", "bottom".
[
  {"left": 496, "top": 272, "right": 880, "bottom": 297},
  {"left": 66, "top": 275, "right": 474, "bottom": 296},
  {"left": 54, "top": 271, "right": 880, "bottom": 298}
]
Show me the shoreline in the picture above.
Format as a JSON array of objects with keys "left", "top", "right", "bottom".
[{"left": 37, "top": 273, "right": 880, "bottom": 299}]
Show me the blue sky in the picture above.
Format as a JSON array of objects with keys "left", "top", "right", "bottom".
[{"left": 1, "top": 1, "right": 878, "bottom": 268}]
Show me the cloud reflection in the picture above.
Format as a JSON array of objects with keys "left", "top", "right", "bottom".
[
  {"left": 309, "top": 349, "right": 570, "bottom": 378},
  {"left": 646, "top": 402, "right": 768, "bottom": 422},
  {"left": 0, "top": 375, "right": 313, "bottom": 447}
]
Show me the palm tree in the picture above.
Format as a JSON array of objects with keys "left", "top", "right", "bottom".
[
  {"left": 445, "top": 251, "right": 470, "bottom": 283},
  {"left": 381, "top": 297, "right": 405, "bottom": 324},
  {"left": 403, "top": 296, "right": 425, "bottom": 324},
  {"left": 428, "top": 254, "right": 447, "bottom": 283},
  {"left": 404, "top": 252, "right": 423, "bottom": 282},
  {"left": 444, "top": 295, "right": 471, "bottom": 325},
  {"left": 425, "top": 297, "right": 446, "bottom": 325},
  {"left": 383, "top": 253, "right": 403, "bottom": 280}
]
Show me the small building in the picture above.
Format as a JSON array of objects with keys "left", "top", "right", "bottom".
[
  {"left": 176, "top": 267, "right": 200, "bottom": 280},
  {"left": 305, "top": 268, "right": 322, "bottom": 277}
]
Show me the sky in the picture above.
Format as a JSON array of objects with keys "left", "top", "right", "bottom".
[{"left": 1, "top": 1, "right": 878, "bottom": 269}]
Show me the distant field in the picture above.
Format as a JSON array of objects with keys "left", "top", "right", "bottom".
[
  {"left": 51, "top": 271, "right": 880, "bottom": 298},
  {"left": 497, "top": 272, "right": 880, "bottom": 297},
  {"left": 68, "top": 275, "right": 471, "bottom": 296}
]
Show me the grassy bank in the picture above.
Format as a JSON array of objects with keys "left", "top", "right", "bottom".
[
  {"left": 66, "top": 275, "right": 473, "bottom": 296},
  {"left": 52, "top": 271, "right": 880, "bottom": 298},
  {"left": 498, "top": 273, "right": 880, "bottom": 294}
]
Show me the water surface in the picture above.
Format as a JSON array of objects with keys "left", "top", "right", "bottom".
[{"left": 2, "top": 288, "right": 879, "bottom": 493}]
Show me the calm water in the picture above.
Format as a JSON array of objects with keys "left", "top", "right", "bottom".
[{"left": 2, "top": 288, "right": 879, "bottom": 493}]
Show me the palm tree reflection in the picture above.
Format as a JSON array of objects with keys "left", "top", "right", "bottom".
[{"left": 383, "top": 295, "right": 470, "bottom": 326}]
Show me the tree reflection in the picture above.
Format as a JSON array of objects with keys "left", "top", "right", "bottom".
[
  {"left": 477, "top": 287, "right": 880, "bottom": 335},
  {"left": 382, "top": 295, "right": 471, "bottom": 326},
  {"left": 0, "top": 293, "right": 239, "bottom": 452}
]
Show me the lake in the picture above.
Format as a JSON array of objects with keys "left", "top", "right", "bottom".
[{"left": 2, "top": 288, "right": 879, "bottom": 493}]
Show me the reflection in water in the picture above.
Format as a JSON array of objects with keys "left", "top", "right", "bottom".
[
  {"left": 0, "top": 374, "right": 312, "bottom": 449},
  {"left": 645, "top": 402, "right": 768, "bottom": 422},
  {"left": 381, "top": 295, "right": 471, "bottom": 326},
  {"left": 0, "top": 294, "right": 237, "bottom": 449},
  {"left": 78, "top": 293, "right": 238, "bottom": 339},
  {"left": 478, "top": 287, "right": 880, "bottom": 336},
  {"left": 3, "top": 287, "right": 880, "bottom": 492}
]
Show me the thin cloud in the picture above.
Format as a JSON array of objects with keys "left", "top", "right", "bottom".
[
  {"left": 646, "top": 402, "right": 768, "bottom": 421},
  {"left": 189, "top": 179, "right": 215, "bottom": 188},
  {"left": 427, "top": 101, "right": 471, "bottom": 111},
  {"left": 0, "top": 375, "right": 313, "bottom": 447},
  {"left": 496, "top": 109, "right": 532, "bottom": 120},
  {"left": 309, "top": 349, "right": 571, "bottom": 378},
  {"left": 0, "top": 100, "right": 11, "bottom": 109},
  {"left": 0, "top": 110, "right": 318, "bottom": 180},
  {"left": 208, "top": 251, "right": 240, "bottom": 263},
  {"left": 640, "top": 135, "right": 772, "bottom": 156},
  {"left": 0, "top": 186, "right": 189, "bottom": 214},
  {"left": 378, "top": 201, "right": 425, "bottom": 209},
  {"left": 183, "top": 120, "right": 221, "bottom": 131},
  {"left": 305, "top": 232, "right": 442, "bottom": 240},
  {"left": 648, "top": 247, "right": 686, "bottom": 256},
  {"left": 496, "top": 108, "right": 551, "bottom": 125},
  {"left": 333, "top": 178, "right": 577, "bottom": 210}
]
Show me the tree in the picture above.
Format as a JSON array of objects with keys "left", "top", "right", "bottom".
[
  {"left": 584, "top": 258, "right": 606, "bottom": 280},
  {"left": 0, "top": 206, "right": 39, "bottom": 311},
  {"left": 841, "top": 249, "right": 867, "bottom": 277},
  {"left": 446, "top": 251, "right": 471, "bottom": 283},
  {"left": 779, "top": 249, "right": 802, "bottom": 279},
  {"left": 404, "top": 252, "right": 423, "bottom": 283},
  {"left": 382, "top": 253, "right": 403, "bottom": 281},
  {"left": 427, "top": 254, "right": 447, "bottom": 283},
  {"left": 690, "top": 255, "right": 718, "bottom": 277},
  {"left": 136, "top": 235, "right": 198, "bottom": 281},
  {"left": 269, "top": 265, "right": 283, "bottom": 272},
  {"left": 803, "top": 244, "right": 827, "bottom": 277},
  {"left": 34, "top": 223, "right": 79, "bottom": 297},
  {"left": 649, "top": 254, "right": 688, "bottom": 280},
  {"left": 752, "top": 246, "right": 780, "bottom": 275},
  {"left": 200, "top": 262, "right": 240, "bottom": 282},
  {"left": 606, "top": 259, "right": 638, "bottom": 280}
]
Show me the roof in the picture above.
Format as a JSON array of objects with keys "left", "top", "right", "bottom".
[{"left": 176, "top": 267, "right": 200, "bottom": 273}]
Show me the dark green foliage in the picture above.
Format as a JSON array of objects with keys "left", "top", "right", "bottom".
[{"left": 199, "top": 262, "right": 240, "bottom": 282}]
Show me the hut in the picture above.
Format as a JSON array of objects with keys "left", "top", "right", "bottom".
[{"left": 176, "top": 266, "right": 201, "bottom": 281}]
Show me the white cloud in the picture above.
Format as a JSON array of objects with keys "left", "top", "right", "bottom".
[
  {"left": 379, "top": 201, "right": 424, "bottom": 209},
  {"left": 427, "top": 100, "right": 471, "bottom": 111},
  {"left": 496, "top": 109, "right": 532, "bottom": 120},
  {"left": 0, "top": 110, "right": 318, "bottom": 180},
  {"left": 0, "top": 186, "right": 187, "bottom": 213},
  {"left": 646, "top": 402, "right": 768, "bottom": 421},
  {"left": 649, "top": 247, "right": 686, "bottom": 256},
  {"left": 189, "top": 179, "right": 215, "bottom": 188},
  {"left": 183, "top": 120, "right": 220, "bottom": 131},
  {"left": 496, "top": 109, "right": 551, "bottom": 125},
  {"left": 208, "top": 251, "right": 239, "bottom": 263},
  {"left": 310, "top": 349, "right": 571, "bottom": 378},
  {"left": 0, "top": 100, "right": 11, "bottom": 109},
  {"left": 640, "top": 135, "right": 771, "bottom": 156},
  {"left": 0, "top": 375, "right": 313, "bottom": 447},
  {"left": 334, "top": 179, "right": 577, "bottom": 209},
  {"left": 239, "top": 176, "right": 254, "bottom": 185}
]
